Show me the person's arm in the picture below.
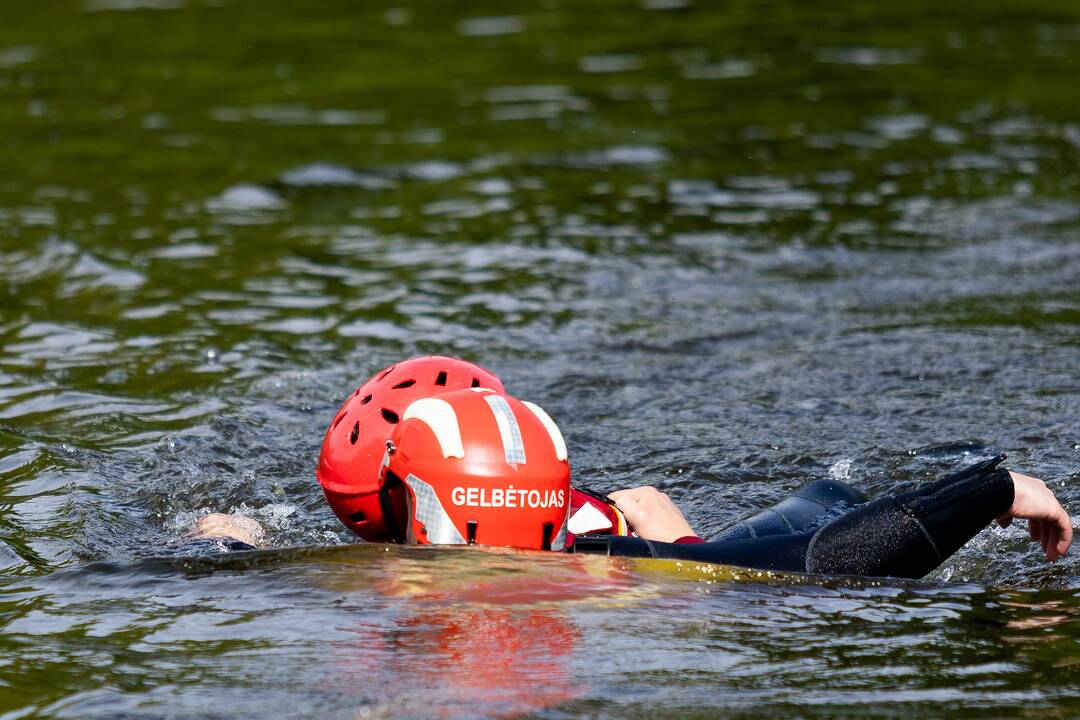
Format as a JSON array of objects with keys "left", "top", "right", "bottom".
[
  {"left": 815, "top": 458, "right": 1070, "bottom": 570},
  {"left": 604, "top": 460, "right": 1072, "bottom": 575}
]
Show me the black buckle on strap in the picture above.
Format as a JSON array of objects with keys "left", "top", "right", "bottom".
[{"left": 570, "top": 534, "right": 613, "bottom": 555}]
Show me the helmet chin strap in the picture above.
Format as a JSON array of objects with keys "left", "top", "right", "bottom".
[
  {"left": 404, "top": 501, "right": 417, "bottom": 545},
  {"left": 378, "top": 470, "right": 407, "bottom": 544}
]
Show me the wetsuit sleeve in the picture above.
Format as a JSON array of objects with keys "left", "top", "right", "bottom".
[{"left": 806, "top": 455, "right": 1013, "bottom": 578}]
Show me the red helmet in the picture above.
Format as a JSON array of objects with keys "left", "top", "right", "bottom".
[
  {"left": 381, "top": 388, "right": 570, "bottom": 551},
  {"left": 317, "top": 356, "right": 505, "bottom": 541}
]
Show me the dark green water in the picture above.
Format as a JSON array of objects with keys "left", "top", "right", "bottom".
[{"left": 1, "top": 0, "right": 1079, "bottom": 717}]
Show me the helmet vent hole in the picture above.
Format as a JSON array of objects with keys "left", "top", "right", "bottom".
[
  {"left": 471, "top": 378, "right": 481, "bottom": 387},
  {"left": 348, "top": 510, "right": 367, "bottom": 523},
  {"left": 377, "top": 367, "right": 394, "bottom": 381},
  {"left": 332, "top": 412, "right": 347, "bottom": 430},
  {"left": 381, "top": 408, "right": 400, "bottom": 424},
  {"left": 349, "top": 422, "right": 360, "bottom": 444},
  {"left": 435, "top": 371, "right": 448, "bottom": 386},
  {"left": 466, "top": 520, "right": 478, "bottom": 545},
  {"left": 392, "top": 379, "right": 416, "bottom": 389},
  {"left": 359, "top": 394, "right": 372, "bottom": 405}
]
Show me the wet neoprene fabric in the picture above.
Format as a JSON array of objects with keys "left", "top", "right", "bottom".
[{"left": 572, "top": 456, "right": 1015, "bottom": 579}]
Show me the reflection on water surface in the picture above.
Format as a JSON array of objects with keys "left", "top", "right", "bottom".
[{"left": 3, "top": 548, "right": 1080, "bottom": 718}]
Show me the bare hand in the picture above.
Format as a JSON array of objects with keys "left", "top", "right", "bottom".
[
  {"left": 189, "top": 513, "right": 265, "bottom": 547},
  {"left": 998, "top": 472, "right": 1073, "bottom": 561},
  {"left": 608, "top": 486, "right": 697, "bottom": 543}
]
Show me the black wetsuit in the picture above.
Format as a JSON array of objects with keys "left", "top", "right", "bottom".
[{"left": 571, "top": 455, "right": 1014, "bottom": 579}]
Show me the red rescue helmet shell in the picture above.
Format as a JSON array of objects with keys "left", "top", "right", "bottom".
[
  {"left": 317, "top": 356, "right": 505, "bottom": 541},
  {"left": 382, "top": 388, "right": 570, "bottom": 551}
]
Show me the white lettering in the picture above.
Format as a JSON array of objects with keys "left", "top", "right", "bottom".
[{"left": 450, "top": 486, "right": 569, "bottom": 509}]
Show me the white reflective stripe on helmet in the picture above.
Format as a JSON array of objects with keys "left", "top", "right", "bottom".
[
  {"left": 402, "top": 397, "right": 465, "bottom": 459},
  {"left": 550, "top": 507, "right": 568, "bottom": 551},
  {"left": 484, "top": 395, "right": 526, "bottom": 465},
  {"left": 521, "top": 401, "right": 567, "bottom": 462},
  {"left": 404, "top": 473, "right": 466, "bottom": 545}
]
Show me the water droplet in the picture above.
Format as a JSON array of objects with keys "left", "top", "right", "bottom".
[{"left": 829, "top": 459, "right": 854, "bottom": 481}]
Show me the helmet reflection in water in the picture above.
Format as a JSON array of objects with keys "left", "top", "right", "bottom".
[
  {"left": 383, "top": 388, "right": 571, "bottom": 551},
  {"left": 321, "top": 549, "right": 638, "bottom": 718}
]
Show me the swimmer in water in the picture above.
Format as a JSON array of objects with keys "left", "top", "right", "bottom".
[{"left": 190, "top": 356, "right": 1072, "bottom": 577}]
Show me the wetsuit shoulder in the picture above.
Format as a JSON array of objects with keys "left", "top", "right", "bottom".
[
  {"left": 572, "top": 478, "right": 860, "bottom": 572},
  {"left": 571, "top": 477, "right": 862, "bottom": 571},
  {"left": 712, "top": 478, "right": 865, "bottom": 541}
]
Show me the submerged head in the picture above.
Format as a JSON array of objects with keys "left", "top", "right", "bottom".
[
  {"left": 316, "top": 356, "right": 505, "bottom": 541},
  {"left": 381, "top": 387, "right": 571, "bottom": 551}
]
